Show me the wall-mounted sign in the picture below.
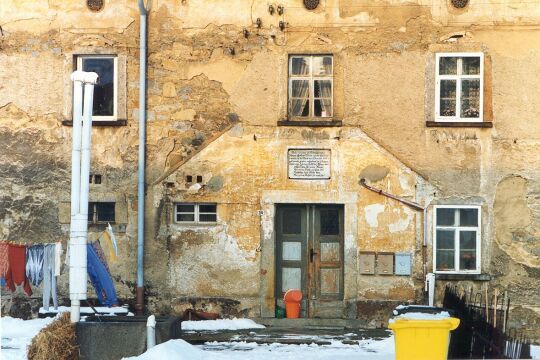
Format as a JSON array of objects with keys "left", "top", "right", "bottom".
[{"left": 288, "top": 149, "right": 331, "bottom": 180}]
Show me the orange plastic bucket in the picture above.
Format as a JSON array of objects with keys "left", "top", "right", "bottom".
[{"left": 284, "top": 289, "right": 302, "bottom": 319}]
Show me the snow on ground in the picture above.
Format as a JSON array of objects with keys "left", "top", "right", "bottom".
[
  {"left": 181, "top": 318, "right": 265, "bottom": 331},
  {"left": 1, "top": 316, "right": 56, "bottom": 360},
  {"left": 123, "top": 339, "right": 205, "bottom": 360},
  {"left": 532, "top": 345, "right": 540, "bottom": 359},
  {"left": 123, "top": 336, "right": 395, "bottom": 360}
]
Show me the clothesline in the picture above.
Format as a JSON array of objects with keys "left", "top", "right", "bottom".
[
  {"left": 1, "top": 225, "right": 119, "bottom": 308},
  {"left": 1, "top": 240, "right": 43, "bottom": 246}
]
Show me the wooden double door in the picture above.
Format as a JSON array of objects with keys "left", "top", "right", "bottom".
[{"left": 275, "top": 204, "right": 344, "bottom": 318}]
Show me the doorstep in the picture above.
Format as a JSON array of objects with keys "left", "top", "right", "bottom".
[
  {"left": 250, "top": 317, "right": 370, "bottom": 329},
  {"left": 180, "top": 325, "right": 391, "bottom": 346}
]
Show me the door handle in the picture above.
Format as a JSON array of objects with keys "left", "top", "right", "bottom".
[{"left": 310, "top": 248, "right": 318, "bottom": 262}]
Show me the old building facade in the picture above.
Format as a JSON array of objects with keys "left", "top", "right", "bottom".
[{"left": 1, "top": 0, "right": 540, "bottom": 338}]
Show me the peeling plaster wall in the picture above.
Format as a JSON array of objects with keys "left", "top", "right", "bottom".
[{"left": 1, "top": 0, "right": 540, "bottom": 336}]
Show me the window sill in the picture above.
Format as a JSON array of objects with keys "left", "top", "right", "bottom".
[
  {"left": 435, "top": 273, "right": 491, "bottom": 281},
  {"left": 62, "top": 120, "right": 127, "bottom": 127},
  {"left": 278, "top": 119, "right": 342, "bottom": 127},
  {"left": 426, "top": 121, "right": 492, "bottom": 128}
]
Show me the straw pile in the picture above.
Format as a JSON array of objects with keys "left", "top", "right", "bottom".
[{"left": 27, "top": 313, "right": 79, "bottom": 360}]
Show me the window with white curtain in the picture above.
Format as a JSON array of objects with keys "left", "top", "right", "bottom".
[
  {"left": 288, "top": 55, "right": 333, "bottom": 118},
  {"left": 433, "top": 205, "right": 481, "bottom": 273},
  {"left": 435, "top": 53, "right": 483, "bottom": 122}
]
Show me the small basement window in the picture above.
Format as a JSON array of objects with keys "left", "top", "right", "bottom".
[
  {"left": 88, "top": 202, "right": 115, "bottom": 223},
  {"left": 76, "top": 55, "right": 118, "bottom": 121},
  {"left": 175, "top": 203, "right": 217, "bottom": 224},
  {"left": 434, "top": 205, "right": 481, "bottom": 274},
  {"left": 435, "top": 53, "right": 483, "bottom": 122}
]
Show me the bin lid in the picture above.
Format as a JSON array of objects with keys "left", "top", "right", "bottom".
[
  {"left": 284, "top": 289, "right": 303, "bottom": 302},
  {"left": 393, "top": 305, "right": 453, "bottom": 317}
]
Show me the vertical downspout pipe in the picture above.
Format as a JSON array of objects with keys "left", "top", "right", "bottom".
[{"left": 136, "top": 0, "right": 149, "bottom": 315}]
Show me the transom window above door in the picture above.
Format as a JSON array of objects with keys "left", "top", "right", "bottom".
[
  {"left": 435, "top": 53, "right": 483, "bottom": 122},
  {"left": 76, "top": 55, "right": 118, "bottom": 121},
  {"left": 288, "top": 55, "right": 333, "bottom": 118}
]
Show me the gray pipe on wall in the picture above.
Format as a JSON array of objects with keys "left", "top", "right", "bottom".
[{"left": 136, "top": 0, "right": 149, "bottom": 315}]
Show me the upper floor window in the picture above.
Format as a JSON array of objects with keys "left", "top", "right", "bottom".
[
  {"left": 76, "top": 55, "right": 118, "bottom": 121},
  {"left": 175, "top": 203, "right": 217, "bottom": 224},
  {"left": 434, "top": 205, "right": 481, "bottom": 273},
  {"left": 288, "top": 55, "right": 333, "bottom": 118},
  {"left": 435, "top": 53, "right": 483, "bottom": 122}
]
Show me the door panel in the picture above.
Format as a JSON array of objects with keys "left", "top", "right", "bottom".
[
  {"left": 276, "top": 205, "right": 307, "bottom": 296},
  {"left": 276, "top": 204, "right": 344, "bottom": 318},
  {"left": 309, "top": 205, "right": 344, "bottom": 317}
]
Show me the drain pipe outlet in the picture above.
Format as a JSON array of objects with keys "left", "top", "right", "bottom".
[
  {"left": 136, "top": 0, "right": 150, "bottom": 315},
  {"left": 146, "top": 315, "right": 156, "bottom": 349},
  {"left": 425, "top": 273, "right": 435, "bottom": 307}
]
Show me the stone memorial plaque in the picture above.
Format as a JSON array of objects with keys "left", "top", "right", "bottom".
[{"left": 288, "top": 149, "right": 331, "bottom": 179}]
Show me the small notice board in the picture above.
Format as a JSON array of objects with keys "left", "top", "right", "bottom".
[{"left": 288, "top": 149, "right": 331, "bottom": 180}]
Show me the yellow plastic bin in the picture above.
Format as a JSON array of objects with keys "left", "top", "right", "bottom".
[{"left": 388, "top": 317, "right": 460, "bottom": 360}]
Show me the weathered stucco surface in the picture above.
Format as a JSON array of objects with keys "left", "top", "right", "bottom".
[{"left": 1, "top": 0, "right": 540, "bottom": 338}]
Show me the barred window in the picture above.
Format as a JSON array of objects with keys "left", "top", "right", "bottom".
[{"left": 88, "top": 202, "right": 115, "bottom": 223}]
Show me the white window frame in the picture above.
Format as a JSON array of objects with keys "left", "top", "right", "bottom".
[
  {"left": 433, "top": 205, "right": 481, "bottom": 274},
  {"left": 435, "top": 52, "right": 483, "bottom": 122},
  {"left": 174, "top": 203, "right": 217, "bottom": 224},
  {"left": 76, "top": 55, "right": 118, "bottom": 121},
  {"left": 288, "top": 55, "right": 333, "bottom": 119}
]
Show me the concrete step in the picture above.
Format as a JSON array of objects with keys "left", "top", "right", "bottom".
[{"left": 250, "top": 317, "right": 370, "bottom": 329}]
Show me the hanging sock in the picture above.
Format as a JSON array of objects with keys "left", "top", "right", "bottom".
[
  {"left": 42, "top": 244, "right": 58, "bottom": 311},
  {"left": 107, "top": 223, "right": 118, "bottom": 257},
  {"left": 101, "top": 225, "right": 117, "bottom": 263},
  {"left": 25, "top": 244, "right": 44, "bottom": 287},
  {"left": 0, "top": 242, "right": 9, "bottom": 279},
  {"left": 54, "top": 242, "right": 62, "bottom": 276},
  {"left": 5, "top": 244, "right": 32, "bottom": 296},
  {"left": 87, "top": 242, "right": 118, "bottom": 307}
]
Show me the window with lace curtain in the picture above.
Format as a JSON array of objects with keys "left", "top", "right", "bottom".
[
  {"left": 436, "top": 53, "right": 483, "bottom": 122},
  {"left": 288, "top": 55, "right": 333, "bottom": 118}
]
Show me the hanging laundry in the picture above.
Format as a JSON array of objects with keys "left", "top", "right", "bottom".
[
  {"left": 5, "top": 244, "right": 32, "bottom": 296},
  {"left": 0, "top": 242, "right": 9, "bottom": 279},
  {"left": 100, "top": 225, "right": 117, "bottom": 263},
  {"left": 87, "top": 242, "right": 118, "bottom": 307},
  {"left": 92, "top": 240, "right": 112, "bottom": 276},
  {"left": 107, "top": 223, "right": 118, "bottom": 256},
  {"left": 26, "top": 244, "right": 44, "bottom": 287},
  {"left": 54, "top": 242, "right": 62, "bottom": 276},
  {"left": 42, "top": 244, "right": 58, "bottom": 311}
]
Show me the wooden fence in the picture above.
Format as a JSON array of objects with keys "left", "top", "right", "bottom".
[{"left": 443, "top": 285, "right": 532, "bottom": 359}]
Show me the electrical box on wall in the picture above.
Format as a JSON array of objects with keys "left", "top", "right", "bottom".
[
  {"left": 395, "top": 252, "right": 412, "bottom": 276},
  {"left": 359, "top": 252, "right": 375, "bottom": 275},
  {"left": 377, "top": 253, "right": 394, "bottom": 275}
]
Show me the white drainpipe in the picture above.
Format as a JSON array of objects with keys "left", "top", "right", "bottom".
[
  {"left": 425, "top": 272, "right": 436, "bottom": 307},
  {"left": 146, "top": 315, "right": 156, "bottom": 348},
  {"left": 69, "top": 71, "right": 98, "bottom": 323}
]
